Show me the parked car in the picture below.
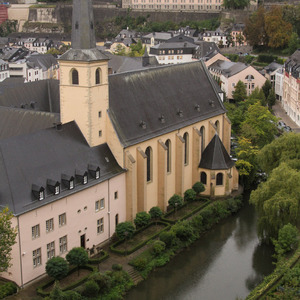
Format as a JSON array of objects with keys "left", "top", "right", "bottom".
[
  {"left": 278, "top": 121, "right": 286, "bottom": 129},
  {"left": 284, "top": 126, "right": 292, "bottom": 132}
]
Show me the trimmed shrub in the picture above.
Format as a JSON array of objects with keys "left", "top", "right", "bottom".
[
  {"left": 152, "top": 240, "right": 166, "bottom": 256},
  {"left": 133, "top": 257, "right": 148, "bottom": 271},
  {"left": 149, "top": 206, "right": 163, "bottom": 221},
  {"left": 159, "top": 230, "right": 177, "bottom": 247},
  {"left": 82, "top": 280, "right": 99, "bottom": 298},
  {"left": 192, "top": 182, "right": 205, "bottom": 195},
  {"left": 168, "top": 194, "right": 183, "bottom": 209},
  {"left": 184, "top": 189, "right": 196, "bottom": 202},
  {"left": 63, "top": 290, "right": 82, "bottom": 300},
  {"left": 0, "top": 282, "right": 17, "bottom": 299},
  {"left": 116, "top": 221, "right": 135, "bottom": 240},
  {"left": 111, "top": 270, "right": 131, "bottom": 285},
  {"left": 66, "top": 247, "right": 88, "bottom": 276},
  {"left": 89, "top": 272, "right": 112, "bottom": 292},
  {"left": 134, "top": 211, "right": 151, "bottom": 229},
  {"left": 46, "top": 257, "right": 69, "bottom": 280},
  {"left": 112, "top": 264, "right": 123, "bottom": 271}
]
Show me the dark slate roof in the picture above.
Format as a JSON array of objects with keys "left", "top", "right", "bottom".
[
  {"left": 166, "top": 34, "right": 195, "bottom": 44},
  {"left": 152, "top": 42, "right": 197, "bottom": 50},
  {"left": 59, "top": 48, "right": 109, "bottom": 62},
  {"left": 26, "top": 53, "right": 58, "bottom": 71},
  {"left": 199, "top": 134, "right": 235, "bottom": 170},
  {"left": 0, "top": 121, "right": 124, "bottom": 216},
  {"left": 284, "top": 49, "right": 300, "bottom": 79},
  {"left": 209, "top": 60, "right": 248, "bottom": 78},
  {"left": 108, "top": 61, "right": 225, "bottom": 147},
  {"left": 0, "top": 79, "right": 60, "bottom": 113},
  {"left": 194, "top": 42, "right": 219, "bottom": 60},
  {"left": 0, "top": 106, "right": 59, "bottom": 140}
]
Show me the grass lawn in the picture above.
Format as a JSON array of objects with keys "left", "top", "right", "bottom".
[
  {"left": 115, "top": 224, "right": 166, "bottom": 251},
  {"left": 165, "top": 200, "right": 206, "bottom": 221}
]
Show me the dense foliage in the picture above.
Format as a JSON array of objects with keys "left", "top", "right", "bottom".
[
  {"left": 45, "top": 257, "right": 69, "bottom": 281},
  {"left": 116, "top": 222, "right": 135, "bottom": 240},
  {"left": 223, "top": 0, "right": 250, "bottom": 9},
  {"left": 0, "top": 207, "right": 17, "bottom": 273},
  {"left": 66, "top": 247, "right": 88, "bottom": 276},
  {"left": 134, "top": 212, "right": 151, "bottom": 229},
  {"left": 168, "top": 194, "right": 183, "bottom": 209}
]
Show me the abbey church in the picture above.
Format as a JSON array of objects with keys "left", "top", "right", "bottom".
[{"left": 0, "top": 0, "right": 238, "bottom": 287}]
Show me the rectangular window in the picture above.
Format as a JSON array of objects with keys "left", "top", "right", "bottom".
[
  {"left": 114, "top": 191, "right": 118, "bottom": 200},
  {"left": 33, "top": 248, "right": 41, "bottom": 267},
  {"left": 46, "top": 218, "right": 54, "bottom": 233},
  {"left": 98, "top": 111, "right": 102, "bottom": 118},
  {"left": 97, "top": 218, "right": 104, "bottom": 234},
  {"left": 59, "top": 213, "right": 66, "bottom": 227},
  {"left": 59, "top": 235, "right": 67, "bottom": 254},
  {"left": 95, "top": 200, "right": 100, "bottom": 212},
  {"left": 32, "top": 224, "right": 40, "bottom": 239},
  {"left": 47, "top": 241, "right": 55, "bottom": 260},
  {"left": 100, "top": 198, "right": 105, "bottom": 209},
  {"left": 99, "top": 130, "right": 102, "bottom": 137}
]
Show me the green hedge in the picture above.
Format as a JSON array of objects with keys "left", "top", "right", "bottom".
[
  {"left": 110, "top": 221, "right": 170, "bottom": 255},
  {"left": 162, "top": 198, "right": 210, "bottom": 224},
  {"left": 88, "top": 250, "right": 109, "bottom": 264},
  {"left": 36, "top": 265, "right": 96, "bottom": 297},
  {"left": 0, "top": 281, "right": 18, "bottom": 299}
]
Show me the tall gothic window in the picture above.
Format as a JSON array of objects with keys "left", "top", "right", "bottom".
[
  {"left": 72, "top": 69, "right": 79, "bottom": 85},
  {"left": 145, "top": 147, "right": 152, "bottom": 182},
  {"left": 95, "top": 68, "right": 101, "bottom": 85},
  {"left": 200, "top": 126, "right": 205, "bottom": 153},
  {"left": 183, "top": 132, "right": 189, "bottom": 165},
  {"left": 216, "top": 173, "right": 223, "bottom": 185},
  {"left": 200, "top": 172, "right": 207, "bottom": 185},
  {"left": 165, "top": 139, "right": 171, "bottom": 173},
  {"left": 215, "top": 120, "right": 220, "bottom": 134}
]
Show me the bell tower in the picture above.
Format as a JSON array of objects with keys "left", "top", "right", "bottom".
[{"left": 59, "top": 0, "right": 109, "bottom": 147}]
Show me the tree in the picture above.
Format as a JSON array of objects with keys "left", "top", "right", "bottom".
[
  {"left": 134, "top": 211, "right": 151, "bottom": 229},
  {"left": 265, "top": 6, "right": 293, "bottom": 49},
  {"left": 223, "top": 0, "right": 250, "bottom": 9},
  {"left": 236, "top": 33, "right": 244, "bottom": 46},
  {"left": 272, "top": 223, "right": 299, "bottom": 257},
  {"left": 288, "top": 32, "right": 299, "bottom": 55},
  {"left": 66, "top": 247, "right": 88, "bottom": 276},
  {"left": 149, "top": 207, "right": 163, "bottom": 225},
  {"left": 46, "top": 257, "right": 69, "bottom": 280},
  {"left": 0, "top": 207, "right": 17, "bottom": 273},
  {"left": 244, "top": 6, "right": 267, "bottom": 47},
  {"left": 262, "top": 80, "right": 272, "bottom": 100},
  {"left": 184, "top": 189, "right": 196, "bottom": 202},
  {"left": 115, "top": 222, "right": 135, "bottom": 240},
  {"left": 192, "top": 182, "right": 205, "bottom": 195},
  {"left": 168, "top": 194, "right": 183, "bottom": 210},
  {"left": 232, "top": 80, "right": 247, "bottom": 103},
  {"left": 267, "top": 88, "right": 276, "bottom": 109},
  {"left": 257, "top": 133, "right": 300, "bottom": 174},
  {"left": 113, "top": 44, "right": 126, "bottom": 56},
  {"left": 240, "top": 102, "right": 278, "bottom": 148},
  {"left": 250, "top": 162, "right": 300, "bottom": 240}
]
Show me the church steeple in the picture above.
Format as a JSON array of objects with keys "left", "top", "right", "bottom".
[{"left": 71, "top": 0, "right": 96, "bottom": 50}]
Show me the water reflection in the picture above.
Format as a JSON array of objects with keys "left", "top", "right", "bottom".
[{"left": 126, "top": 199, "right": 275, "bottom": 300}]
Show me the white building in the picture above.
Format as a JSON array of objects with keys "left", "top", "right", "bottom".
[{"left": 0, "top": 59, "right": 9, "bottom": 82}]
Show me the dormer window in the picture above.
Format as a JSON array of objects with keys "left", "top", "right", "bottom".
[
  {"left": 32, "top": 184, "right": 45, "bottom": 201},
  {"left": 62, "top": 174, "right": 75, "bottom": 190},
  {"left": 76, "top": 170, "right": 88, "bottom": 185},
  {"left": 47, "top": 179, "right": 60, "bottom": 196},
  {"left": 88, "top": 164, "right": 100, "bottom": 179}
]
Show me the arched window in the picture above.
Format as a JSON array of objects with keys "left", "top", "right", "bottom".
[
  {"left": 72, "top": 69, "right": 79, "bottom": 85},
  {"left": 115, "top": 214, "right": 119, "bottom": 227},
  {"left": 215, "top": 120, "right": 220, "bottom": 134},
  {"left": 95, "top": 68, "right": 101, "bottom": 85},
  {"left": 165, "top": 139, "right": 171, "bottom": 173},
  {"left": 183, "top": 132, "right": 189, "bottom": 165},
  {"left": 216, "top": 173, "right": 223, "bottom": 185},
  {"left": 200, "top": 126, "right": 205, "bottom": 153},
  {"left": 145, "top": 146, "right": 152, "bottom": 182},
  {"left": 245, "top": 74, "right": 254, "bottom": 80},
  {"left": 200, "top": 172, "right": 207, "bottom": 185}
]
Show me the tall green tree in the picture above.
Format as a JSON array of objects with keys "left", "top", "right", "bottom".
[
  {"left": 267, "top": 88, "right": 276, "bottom": 109},
  {"left": 0, "top": 207, "right": 17, "bottom": 273},
  {"left": 232, "top": 80, "right": 247, "bottom": 103},
  {"left": 250, "top": 162, "right": 300, "bottom": 240},
  {"left": 223, "top": 0, "right": 250, "bottom": 9},
  {"left": 288, "top": 32, "right": 300, "bottom": 55},
  {"left": 262, "top": 80, "right": 272, "bottom": 100},
  {"left": 257, "top": 132, "right": 300, "bottom": 174},
  {"left": 240, "top": 102, "right": 278, "bottom": 148}
]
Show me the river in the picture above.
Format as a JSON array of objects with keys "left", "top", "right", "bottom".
[{"left": 125, "top": 198, "right": 275, "bottom": 300}]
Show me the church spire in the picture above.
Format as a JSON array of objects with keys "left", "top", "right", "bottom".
[{"left": 71, "top": 0, "right": 96, "bottom": 49}]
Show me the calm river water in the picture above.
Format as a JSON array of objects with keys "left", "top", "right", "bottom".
[{"left": 125, "top": 198, "right": 275, "bottom": 300}]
